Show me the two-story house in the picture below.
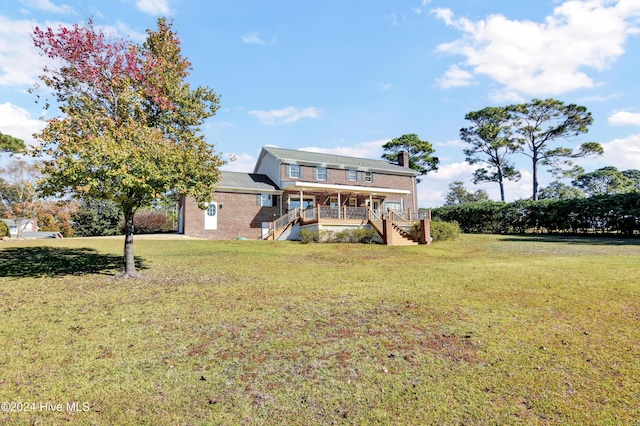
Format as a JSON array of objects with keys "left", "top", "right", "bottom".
[{"left": 179, "top": 146, "right": 430, "bottom": 244}]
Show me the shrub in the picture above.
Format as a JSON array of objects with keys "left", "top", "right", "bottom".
[
  {"left": 299, "top": 229, "right": 316, "bottom": 244},
  {"left": 318, "top": 230, "right": 335, "bottom": 243},
  {"left": 334, "top": 229, "right": 355, "bottom": 243},
  {"left": 0, "top": 220, "right": 10, "bottom": 237},
  {"left": 300, "top": 228, "right": 379, "bottom": 244},
  {"left": 352, "top": 228, "right": 378, "bottom": 244},
  {"left": 430, "top": 221, "right": 461, "bottom": 242},
  {"left": 131, "top": 210, "right": 174, "bottom": 234}
]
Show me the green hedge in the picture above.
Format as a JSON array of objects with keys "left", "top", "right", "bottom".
[
  {"left": 300, "top": 228, "right": 379, "bottom": 244},
  {"left": 431, "top": 192, "right": 640, "bottom": 235},
  {"left": 430, "top": 221, "right": 461, "bottom": 241}
]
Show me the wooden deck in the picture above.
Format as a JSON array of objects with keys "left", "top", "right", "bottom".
[
  {"left": 300, "top": 206, "right": 369, "bottom": 225},
  {"left": 265, "top": 206, "right": 431, "bottom": 245}
]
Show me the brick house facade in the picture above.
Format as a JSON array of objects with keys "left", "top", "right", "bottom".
[{"left": 179, "top": 146, "right": 419, "bottom": 240}]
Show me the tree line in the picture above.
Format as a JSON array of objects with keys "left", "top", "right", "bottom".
[
  {"left": 381, "top": 100, "right": 605, "bottom": 203},
  {"left": 431, "top": 193, "right": 640, "bottom": 236}
]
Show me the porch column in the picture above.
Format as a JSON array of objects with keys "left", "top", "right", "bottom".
[{"left": 338, "top": 192, "right": 341, "bottom": 219}]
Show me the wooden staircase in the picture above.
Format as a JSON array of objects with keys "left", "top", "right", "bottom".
[
  {"left": 368, "top": 218, "right": 418, "bottom": 246},
  {"left": 388, "top": 223, "right": 418, "bottom": 246}
]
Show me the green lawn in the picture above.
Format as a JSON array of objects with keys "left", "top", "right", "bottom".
[{"left": 0, "top": 235, "right": 638, "bottom": 425}]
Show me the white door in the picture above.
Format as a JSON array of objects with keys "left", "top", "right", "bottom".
[{"left": 204, "top": 202, "right": 217, "bottom": 230}]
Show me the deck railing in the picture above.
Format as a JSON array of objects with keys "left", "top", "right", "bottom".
[
  {"left": 411, "top": 209, "right": 431, "bottom": 221},
  {"left": 302, "top": 206, "right": 369, "bottom": 222}
]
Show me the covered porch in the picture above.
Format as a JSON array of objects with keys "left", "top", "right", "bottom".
[
  {"left": 282, "top": 181, "right": 413, "bottom": 217},
  {"left": 264, "top": 182, "right": 430, "bottom": 245}
]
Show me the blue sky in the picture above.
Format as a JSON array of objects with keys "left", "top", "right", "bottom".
[{"left": 1, "top": 0, "right": 639, "bottom": 206}]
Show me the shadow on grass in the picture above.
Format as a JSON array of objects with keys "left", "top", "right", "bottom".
[
  {"left": 0, "top": 246, "right": 147, "bottom": 278},
  {"left": 498, "top": 234, "right": 640, "bottom": 246}
]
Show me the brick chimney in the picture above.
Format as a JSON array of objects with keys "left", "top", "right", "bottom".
[{"left": 398, "top": 151, "right": 410, "bottom": 168}]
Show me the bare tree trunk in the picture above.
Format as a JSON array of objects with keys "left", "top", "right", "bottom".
[
  {"left": 15, "top": 218, "right": 22, "bottom": 239},
  {"left": 532, "top": 156, "right": 539, "bottom": 201},
  {"left": 499, "top": 182, "right": 505, "bottom": 202},
  {"left": 118, "top": 208, "right": 142, "bottom": 279}
]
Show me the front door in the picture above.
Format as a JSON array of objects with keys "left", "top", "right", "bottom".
[
  {"left": 204, "top": 202, "right": 217, "bottom": 230},
  {"left": 366, "top": 199, "right": 381, "bottom": 215}
]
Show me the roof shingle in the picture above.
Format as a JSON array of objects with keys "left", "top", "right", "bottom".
[{"left": 261, "top": 146, "right": 418, "bottom": 175}]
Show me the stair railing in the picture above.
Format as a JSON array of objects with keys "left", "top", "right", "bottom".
[
  {"left": 388, "top": 209, "right": 418, "bottom": 241},
  {"left": 267, "top": 207, "right": 299, "bottom": 239}
]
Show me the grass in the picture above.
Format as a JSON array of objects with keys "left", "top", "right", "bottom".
[{"left": 0, "top": 234, "right": 639, "bottom": 425}]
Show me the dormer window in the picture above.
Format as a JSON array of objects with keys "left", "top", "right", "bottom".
[
  {"left": 347, "top": 170, "right": 357, "bottom": 181},
  {"left": 316, "top": 167, "right": 327, "bottom": 181},
  {"left": 287, "top": 164, "right": 300, "bottom": 178},
  {"left": 364, "top": 171, "right": 373, "bottom": 182}
]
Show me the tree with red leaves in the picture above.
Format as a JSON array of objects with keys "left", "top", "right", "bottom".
[{"left": 32, "top": 18, "right": 224, "bottom": 278}]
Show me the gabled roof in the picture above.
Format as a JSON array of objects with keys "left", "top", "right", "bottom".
[
  {"left": 257, "top": 146, "right": 419, "bottom": 176},
  {"left": 217, "top": 171, "right": 280, "bottom": 193}
]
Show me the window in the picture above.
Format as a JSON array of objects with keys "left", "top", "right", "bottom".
[
  {"left": 206, "top": 203, "right": 217, "bottom": 216},
  {"left": 384, "top": 201, "right": 402, "bottom": 212},
  {"left": 287, "top": 164, "right": 300, "bottom": 178},
  {"left": 347, "top": 170, "right": 357, "bottom": 181},
  {"left": 258, "top": 194, "right": 273, "bottom": 207},
  {"left": 348, "top": 198, "right": 357, "bottom": 207},
  {"left": 316, "top": 167, "right": 327, "bottom": 181},
  {"left": 364, "top": 171, "right": 373, "bottom": 182},
  {"left": 289, "top": 196, "right": 314, "bottom": 210}
]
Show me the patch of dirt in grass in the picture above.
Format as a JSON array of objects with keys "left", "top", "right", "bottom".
[{"left": 420, "top": 333, "right": 481, "bottom": 364}]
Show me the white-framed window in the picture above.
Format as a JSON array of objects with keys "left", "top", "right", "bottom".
[
  {"left": 287, "top": 164, "right": 300, "bottom": 178},
  {"left": 348, "top": 197, "right": 357, "bottom": 207},
  {"left": 206, "top": 203, "right": 217, "bottom": 216},
  {"left": 258, "top": 194, "right": 273, "bottom": 207},
  {"left": 289, "top": 196, "right": 314, "bottom": 210},
  {"left": 316, "top": 167, "right": 327, "bottom": 181},
  {"left": 364, "top": 171, "right": 373, "bottom": 182},
  {"left": 347, "top": 170, "right": 357, "bottom": 181},
  {"left": 384, "top": 201, "right": 402, "bottom": 212}
]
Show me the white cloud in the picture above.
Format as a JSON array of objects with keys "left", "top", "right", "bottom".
[
  {"left": 0, "top": 16, "right": 147, "bottom": 89},
  {"left": 0, "top": 102, "right": 45, "bottom": 148},
  {"left": 241, "top": 33, "right": 265, "bottom": 45},
  {"left": 435, "top": 64, "right": 475, "bottom": 89},
  {"left": 599, "top": 133, "right": 640, "bottom": 169},
  {"left": 0, "top": 16, "right": 48, "bottom": 87},
  {"left": 608, "top": 111, "right": 640, "bottom": 126},
  {"left": 428, "top": 161, "right": 475, "bottom": 181},
  {"left": 435, "top": 138, "right": 466, "bottom": 148},
  {"left": 19, "top": 0, "right": 74, "bottom": 14},
  {"left": 413, "top": 0, "right": 433, "bottom": 16},
  {"left": 488, "top": 89, "right": 525, "bottom": 104},
  {"left": 135, "top": 0, "right": 172, "bottom": 16},
  {"left": 220, "top": 152, "right": 257, "bottom": 173},
  {"left": 433, "top": 1, "right": 640, "bottom": 96},
  {"left": 379, "top": 82, "right": 393, "bottom": 91},
  {"left": 248, "top": 106, "right": 319, "bottom": 125}
]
